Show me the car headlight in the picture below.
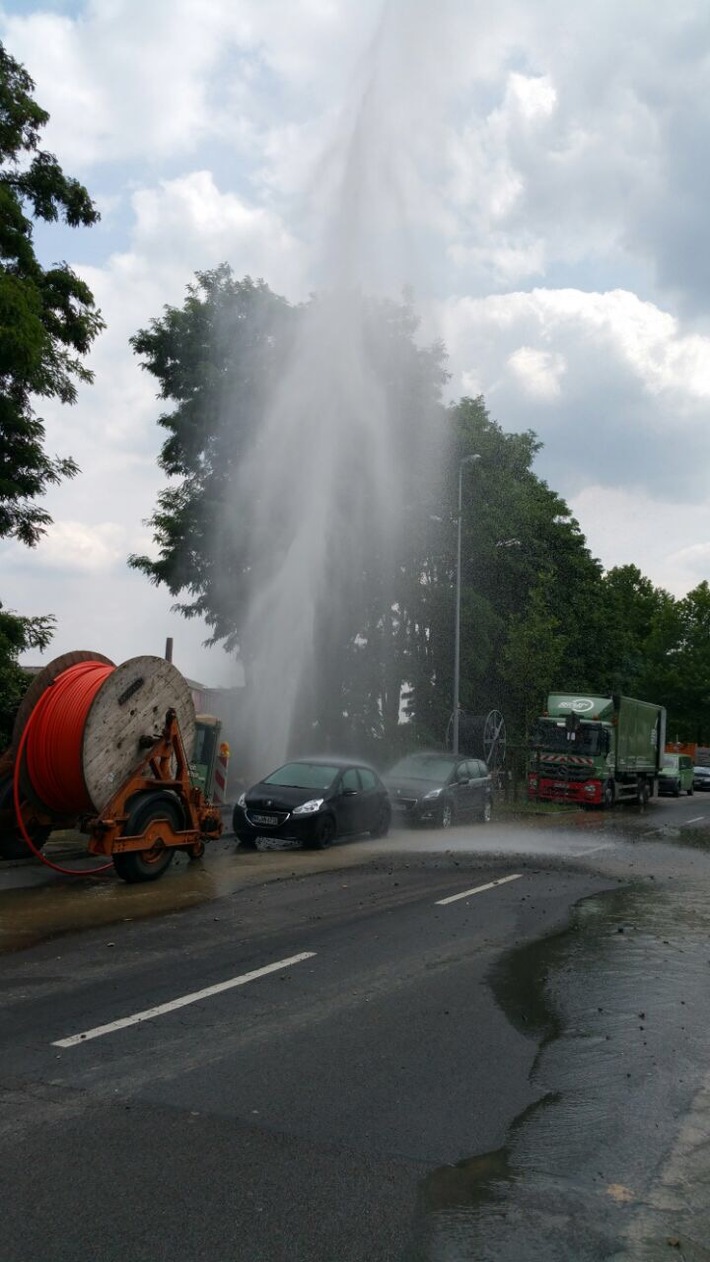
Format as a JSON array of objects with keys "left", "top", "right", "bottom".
[
  {"left": 237, "top": 792, "right": 246, "bottom": 808},
  {"left": 422, "top": 788, "right": 442, "bottom": 801},
  {"left": 293, "top": 798, "right": 325, "bottom": 815}
]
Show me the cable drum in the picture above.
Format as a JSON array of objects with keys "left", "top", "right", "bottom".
[
  {"left": 81, "top": 656, "right": 196, "bottom": 813},
  {"left": 448, "top": 709, "right": 507, "bottom": 771},
  {"left": 25, "top": 660, "right": 114, "bottom": 814},
  {"left": 19, "top": 654, "right": 196, "bottom": 818}
]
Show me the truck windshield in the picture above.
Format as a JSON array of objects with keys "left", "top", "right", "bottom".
[{"left": 530, "top": 721, "right": 605, "bottom": 755}]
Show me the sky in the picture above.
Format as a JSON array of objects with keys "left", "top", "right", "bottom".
[{"left": 2, "top": 0, "right": 710, "bottom": 687}]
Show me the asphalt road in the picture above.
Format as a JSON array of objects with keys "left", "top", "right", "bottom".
[{"left": 2, "top": 800, "right": 710, "bottom": 1260}]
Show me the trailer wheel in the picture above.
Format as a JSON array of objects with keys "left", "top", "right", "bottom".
[
  {"left": 0, "top": 776, "right": 51, "bottom": 860},
  {"left": 112, "top": 792, "right": 183, "bottom": 883}
]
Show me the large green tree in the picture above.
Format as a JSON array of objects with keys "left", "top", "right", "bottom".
[
  {"left": 400, "top": 396, "right": 608, "bottom": 748},
  {"left": 131, "top": 266, "right": 448, "bottom": 763},
  {"left": 648, "top": 581, "right": 710, "bottom": 743},
  {"left": 0, "top": 43, "right": 103, "bottom": 740}
]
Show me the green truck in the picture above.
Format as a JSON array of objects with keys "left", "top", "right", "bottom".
[{"left": 528, "top": 693, "right": 666, "bottom": 808}]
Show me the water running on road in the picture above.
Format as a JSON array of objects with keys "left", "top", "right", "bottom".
[{"left": 408, "top": 879, "right": 710, "bottom": 1260}]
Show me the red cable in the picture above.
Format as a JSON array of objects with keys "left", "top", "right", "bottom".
[{"left": 13, "top": 661, "right": 116, "bottom": 877}]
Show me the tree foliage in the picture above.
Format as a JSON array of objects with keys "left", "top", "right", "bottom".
[
  {"left": 0, "top": 604, "right": 54, "bottom": 748},
  {"left": 0, "top": 42, "right": 103, "bottom": 546},
  {"left": 0, "top": 42, "right": 103, "bottom": 744},
  {"left": 400, "top": 396, "right": 608, "bottom": 747}
]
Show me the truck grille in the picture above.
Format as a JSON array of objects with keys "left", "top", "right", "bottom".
[{"left": 538, "top": 760, "right": 594, "bottom": 783}]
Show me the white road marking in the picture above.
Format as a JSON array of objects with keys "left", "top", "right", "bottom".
[
  {"left": 575, "top": 844, "right": 614, "bottom": 855},
  {"left": 435, "top": 873, "right": 522, "bottom": 906},
  {"left": 684, "top": 816, "right": 706, "bottom": 825},
  {"left": 52, "top": 951, "right": 316, "bottom": 1048}
]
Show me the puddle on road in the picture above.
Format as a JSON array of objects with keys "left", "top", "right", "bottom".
[
  {"left": 0, "top": 844, "right": 318, "bottom": 952},
  {"left": 0, "top": 837, "right": 407, "bottom": 952},
  {"left": 407, "top": 881, "right": 710, "bottom": 1261}
]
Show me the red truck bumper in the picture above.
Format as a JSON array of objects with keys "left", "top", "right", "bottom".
[{"left": 528, "top": 775, "right": 602, "bottom": 805}]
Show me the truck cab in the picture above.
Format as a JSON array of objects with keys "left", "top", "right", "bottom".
[{"left": 190, "top": 715, "right": 222, "bottom": 797}]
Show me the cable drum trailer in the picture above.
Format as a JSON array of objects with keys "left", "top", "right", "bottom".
[{"left": 0, "top": 651, "right": 222, "bottom": 882}]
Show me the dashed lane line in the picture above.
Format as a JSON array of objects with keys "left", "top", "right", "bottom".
[
  {"left": 52, "top": 951, "right": 317, "bottom": 1049},
  {"left": 435, "top": 873, "right": 522, "bottom": 906}
]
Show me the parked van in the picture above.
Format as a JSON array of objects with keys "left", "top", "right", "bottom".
[{"left": 658, "top": 753, "right": 694, "bottom": 797}]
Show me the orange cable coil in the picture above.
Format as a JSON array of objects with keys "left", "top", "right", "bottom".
[{"left": 24, "top": 660, "right": 114, "bottom": 814}]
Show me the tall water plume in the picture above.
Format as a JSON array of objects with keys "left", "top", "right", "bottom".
[{"left": 229, "top": 1, "right": 456, "bottom": 772}]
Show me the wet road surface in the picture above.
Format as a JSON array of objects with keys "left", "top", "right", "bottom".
[{"left": 2, "top": 801, "right": 710, "bottom": 1259}]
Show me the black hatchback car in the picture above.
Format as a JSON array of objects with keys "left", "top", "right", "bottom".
[
  {"left": 384, "top": 751, "right": 492, "bottom": 828},
  {"left": 234, "top": 758, "right": 391, "bottom": 850}
]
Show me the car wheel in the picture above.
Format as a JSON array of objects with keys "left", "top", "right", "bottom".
[
  {"left": 236, "top": 834, "right": 259, "bottom": 850},
  {"left": 438, "top": 799, "right": 454, "bottom": 829},
  {"left": 479, "top": 798, "right": 492, "bottom": 824},
  {"left": 688, "top": 785, "right": 694, "bottom": 796},
  {"left": 370, "top": 801, "right": 391, "bottom": 838},
  {"left": 310, "top": 814, "right": 336, "bottom": 850}
]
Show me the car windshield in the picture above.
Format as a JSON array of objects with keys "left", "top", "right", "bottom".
[
  {"left": 387, "top": 754, "right": 456, "bottom": 783},
  {"left": 661, "top": 756, "right": 679, "bottom": 770},
  {"left": 263, "top": 762, "right": 339, "bottom": 790}
]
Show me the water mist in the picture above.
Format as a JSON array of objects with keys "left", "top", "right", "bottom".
[{"left": 229, "top": 1, "right": 453, "bottom": 773}]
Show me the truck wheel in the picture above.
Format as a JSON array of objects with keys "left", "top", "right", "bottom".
[
  {"left": 112, "top": 792, "right": 183, "bottom": 883},
  {"left": 688, "top": 785, "right": 694, "bottom": 796},
  {"left": 602, "top": 781, "right": 615, "bottom": 810},
  {"left": 637, "top": 779, "right": 650, "bottom": 806},
  {"left": 673, "top": 780, "right": 681, "bottom": 798}
]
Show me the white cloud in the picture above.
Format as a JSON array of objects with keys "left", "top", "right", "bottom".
[
  {"left": 440, "top": 286, "right": 710, "bottom": 412},
  {"left": 3, "top": 0, "right": 710, "bottom": 689},
  {"left": 15, "top": 521, "right": 129, "bottom": 574},
  {"left": 508, "top": 346, "right": 566, "bottom": 399},
  {"left": 569, "top": 486, "right": 710, "bottom": 598}
]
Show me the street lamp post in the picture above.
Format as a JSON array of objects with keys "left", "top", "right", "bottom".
[{"left": 453, "top": 454, "right": 480, "bottom": 755}]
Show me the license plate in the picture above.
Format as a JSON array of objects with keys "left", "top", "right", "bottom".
[
  {"left": 553, "top": 782, "right": 569, "bottom": 790},
  {"left": 251, "top": 813, "right": 278, "bottom": 826}
]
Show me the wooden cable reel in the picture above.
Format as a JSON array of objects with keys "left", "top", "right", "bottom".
[{"left": 1, "top": 652, "right": 215, "bottom": 880}]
